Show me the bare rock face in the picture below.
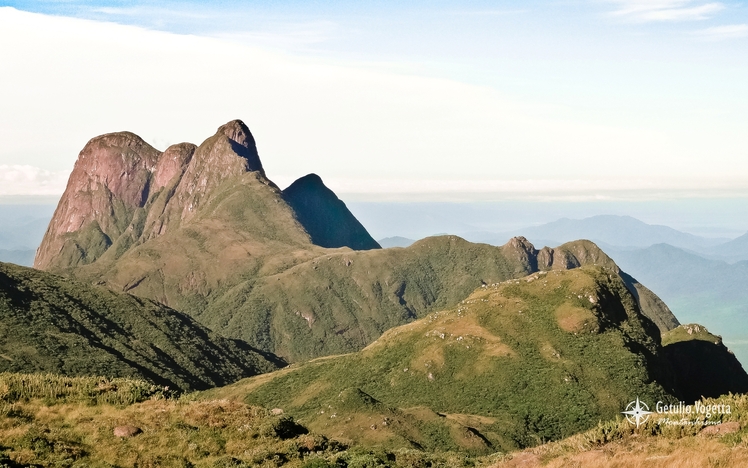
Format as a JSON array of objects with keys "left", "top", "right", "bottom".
[
  {"left": 217, "top": 119, "right": 263, "bottom": 174},
  {"left": 501, "top": 237, "right": 618, "bottom": 275},
  {"left": 35, "top": 132, "right": 161, "bottom": 270},
  {"left": 34, "top": 120, "right": 269, "bottom": 271},
  {"left": 113, "top": 425, "right": 142, "bottom": 438},
  {"left": 153, "top": 143, "right": 196, "bottom": 190}
]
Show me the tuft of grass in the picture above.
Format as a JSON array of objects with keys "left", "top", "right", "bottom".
[{"left": 0, "top": 372, "right": 173, "bottom": 406}]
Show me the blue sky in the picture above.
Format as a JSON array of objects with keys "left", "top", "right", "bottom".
[{"left": 0, "top": 1, "right": 747, "bottom": 201}]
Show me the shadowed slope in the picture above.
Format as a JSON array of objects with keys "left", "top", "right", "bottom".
[
  {"left": 282, "top": 174, "right": 380, "bottom": 250},
  {"left": 0, "top": 262, "right": 283, "bottom": 391},
  {"left": 661, "top": 324, "right": 748, "bottom": 401}
]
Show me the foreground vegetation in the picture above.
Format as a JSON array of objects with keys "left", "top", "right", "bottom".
[
  {"left": 1, "top": 373, "right": 748, "bottom": 467},
  {"left": 490, "top": 393, "right": 748, "bottom": 467}
]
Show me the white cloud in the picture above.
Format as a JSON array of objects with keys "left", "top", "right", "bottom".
[
  {"left": 86, "top": 4, "right": 338, "bottom": 50},
  {"left": 210, "top": 20, "right": 339, "bottom": 49},
  {"left": 694, "top": 23, "right": 748, "bottom": 40},
  {"left": 90, "top": 6, "right": 213, "bottom": 20},
  {"left": 0, "top": 165, "right": 70, "bottom": 196},
  {"left": 608, "top": 0, "right": 724, "bottom": 22},
  {"left": 0, "top": 7, "right": 747, "bottom": 200}
]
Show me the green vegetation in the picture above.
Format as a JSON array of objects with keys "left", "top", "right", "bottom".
[
  {"left": 74, "top": 224, "right": 676, "bottom": 364},
  {"left": 0, "top": 262, "right": 282, "bottom": 391},
  {"left": 1, "top": 373, "right": 747, "bottom": 467},
  {"left": 662, "top": 323, "right": 722, "bottom": 347},
  {"left": 0, "top": 372, "right": 173, "bottom": 406},
  {"left": 0, "top": 372, "right": 502, "bottom": 468},
  {"left": 1, "top": 372, "right": 748, "bottom": 467},
  {"left": 0, "top": 373, "right": 334, "bottom": 467},
  {"left": 207, "top": 267, "right": 698, "bottom": 452},
  {"left": 491, "top": 393, "right": 748, "bottom": 467}
]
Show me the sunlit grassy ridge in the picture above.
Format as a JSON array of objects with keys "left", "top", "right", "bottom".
[
  {"left": 74, "top": 218, "right": 678, "bottom": 364},
  {"left": 205, "top": 266, "right": 696, "bottom": 452}
]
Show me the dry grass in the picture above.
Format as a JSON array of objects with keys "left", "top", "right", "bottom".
[
  {"left": 492, "top": 436, "right": 748, "bottom": 468},
  {"left": 490, "top": 394, "right": 748, "bottom": 468},
  {"left": 0, "top": 396, "right": 337, "bottom": 467},
  {"left": 555, "top": 303, "right": 596, "bottom": 333}
]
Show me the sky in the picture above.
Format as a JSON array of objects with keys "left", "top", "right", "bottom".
[{"left": 1, "top": 0, "right": 747, "bottom": 203}]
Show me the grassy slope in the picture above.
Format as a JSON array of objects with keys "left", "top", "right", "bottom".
[
  {"left": 2, "top": 374, "right": 747, "bottom": 467},
  {"left": 207, "top": 266, "right": 680, "bottom": 452},
  {"left": 0, "top": 262, "right": 282, "bottom": 391},
  {"left": 0, "top": 373, "right": 333, "bottom": 468}
]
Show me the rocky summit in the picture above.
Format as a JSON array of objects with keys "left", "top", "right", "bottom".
[{"left": 37, "top": 120, "right": 299, "bottom": 271}]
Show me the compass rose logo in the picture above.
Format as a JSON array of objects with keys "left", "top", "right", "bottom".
[{"left": 622, "top": 397, "right": 653, "bottom": 428}]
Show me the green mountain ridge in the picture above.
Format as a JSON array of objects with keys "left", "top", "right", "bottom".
[
  {"left": 3, "top": 120, "right": 748, "bottom": 465},
  {"left": 0, "top": 261, "right": 282, "bottom": 391},
  {"left": 34, "top": 121, "right": 681, "bottom": 364},
  {"left": 209, "top": 266, "right": 748, "bottom": 452}
]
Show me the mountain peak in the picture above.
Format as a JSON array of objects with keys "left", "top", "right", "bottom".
[
  {"left": 282, "top": 174, "right": 381, "bottom": 251},
  {"left": 216, "top": 119, "right": 263, "bottom": 173},
  {"left": 287, "top": 173, "right": 324, "bottom": 187}
]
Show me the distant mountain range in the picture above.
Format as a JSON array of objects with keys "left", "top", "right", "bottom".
[
  {"left": 463, "top": 214, "right": 736, "bottom": 252},
  {"left": 0, "top": 205, "right": 56, "bottom": 267},
  {"left": 0, "top": 205, "right": 54, "bottom": 251},
  {"left": 604, "top": 243, "right": 748, "bottom": 363},
  {"left": 378, "top": 236, "right": 416, "bottom": 248},
  {"left": 0, "top": 249, "right": 35, "bottom": 267}
]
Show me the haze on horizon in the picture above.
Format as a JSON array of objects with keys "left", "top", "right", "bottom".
[{"left": 1, "top": 0, "right": 747, "bottom": 209}]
